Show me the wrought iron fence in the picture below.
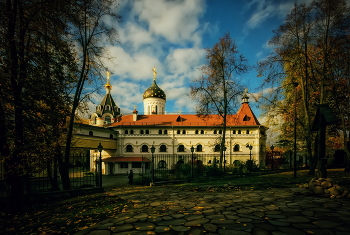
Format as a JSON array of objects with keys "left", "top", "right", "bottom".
[{"left": 0, "top": 152, "right": 95, "bottom": 199}]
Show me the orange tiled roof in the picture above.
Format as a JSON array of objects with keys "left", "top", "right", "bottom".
[
  {"left": 102, "top": 157, "right": 151, "bottom": 162},
  {"left": 110, "top": 103, "right": 260, "bottom": 127}
]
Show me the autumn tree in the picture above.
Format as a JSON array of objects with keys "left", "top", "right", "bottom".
[
  {"left": 190, "top": 32, "right": 249, "bottom": 169},
  {"left": 258, "top": 0, "right": 350, "bottom": 176},
  {"left": 61, "top": 0, "right": 121, "bottom": 190}
]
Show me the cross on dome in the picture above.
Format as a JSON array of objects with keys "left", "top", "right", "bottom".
[{"left": 152, "top": 66, "right": 157, "bottom": 80}]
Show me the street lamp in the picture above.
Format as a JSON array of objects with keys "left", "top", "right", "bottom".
[
  {"left": 97, "top": 143, "right": 103, "bottom": 187},
  {"left": 150, "top": 145, "right": 155, "bottom": 184},
  {"left": 293, "top": 82, "right": 298, "bottom": 178},
  {"left": 223, "top": 146, "right": 227, "bottom": 174},
  {"left": 270, "top": 145, "right": 274, "bottom": 170},
  {"left": 190, "top": 145, "right": 195, "bottom": 179},
  {"left": 246, "top": 144, "right": 253, "bottom": 172}
]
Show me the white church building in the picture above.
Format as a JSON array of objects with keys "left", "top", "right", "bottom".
[{"left": 75, "top": 68, "right": 267, "bottom": 175}]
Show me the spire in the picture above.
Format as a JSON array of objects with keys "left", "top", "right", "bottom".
[
  {"left": 242, "top": 88, "right": 249, "bottom": 103},
  {"left": 105, "top": 70, "right": 112, "bottom": 94},
  {"left": 152, "top": 66, "right": 157, "bottom": 81}
]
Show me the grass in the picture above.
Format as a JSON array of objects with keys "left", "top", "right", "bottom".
[{"left": 1, "top": 168, "right": 350, "bottom": 234}]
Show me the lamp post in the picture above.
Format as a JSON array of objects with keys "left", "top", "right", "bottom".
[
  {"left": 94, "top": 154, "right": 98, "bottom": 187},
  {"left": 97, "top": 143, "right": 103, "bottom": 187},
  {"left": 270, "top": 145, "right": 274, "bottom": 171},
  {"left": 293, "top": 82, "right": 298, "bottom": 178},
  {"left": 246, "top": 144, "right": 253, "bottom": 172},
  {"left": 223, "top": 146, "right": 227, "bottom": 175},
  {"left": 190, "top": 145, "right": 194, "bottom": 179},
  {"left": 150, "top": 145, "right": 155, "bottom": 184}
]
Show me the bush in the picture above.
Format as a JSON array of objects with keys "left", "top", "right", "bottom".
[{"left": 133, "top": 176, "right": 152, "bottom": 185}]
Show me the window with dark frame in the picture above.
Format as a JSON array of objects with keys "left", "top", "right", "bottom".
[
  {"left": 159, "top": 145, "right": 167, "bottom": 152},
  {"left": 126, "top": 145, "right": 133, "bottom": 152},
  {"left": 196, "top": 145, "right": 203, "bottom": 152},
  {"left": 178, "top": 145, "right": 185, "bottom": 152},
  {"left": 141, "top": 145, "right": 149, "bottom": 152}
]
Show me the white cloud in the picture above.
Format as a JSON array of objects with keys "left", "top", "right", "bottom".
[
  {"left": 131, "top": 0, "right": 205, "bottom": 46},
  {"left": 166, "top": 48, "right": 206, "bottom": 75}
]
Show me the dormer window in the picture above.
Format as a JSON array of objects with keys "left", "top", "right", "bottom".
[
  {"left": 105, "top": 105, "right": 110, "bottom": 111},
  {"left": 97, "top": 105, "right": 102, "bottom": 111},
  {"left": 243, "top": 115, "right": 251, "bottom": 121}
]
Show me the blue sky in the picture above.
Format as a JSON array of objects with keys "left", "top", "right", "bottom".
[{"left": 92, "top": 0, "right": 313, "bottom": 118}]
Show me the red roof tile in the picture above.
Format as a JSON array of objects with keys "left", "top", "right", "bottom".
[
  {"left": 110, "top": 103, "right": 260, "bottom": 127},
  {"left": 102, "top": 157, "right": 151, "bottom": 162}
]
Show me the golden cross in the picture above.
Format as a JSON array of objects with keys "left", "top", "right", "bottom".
[{"left": 152, "top": 66, "right": 157, "bottom": 80}]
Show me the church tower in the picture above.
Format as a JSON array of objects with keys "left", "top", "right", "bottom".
[
  {"left": 143, "top": 67, "right": 166, "bottom": 115},
  {"left": 90, "top": 71, "right": 121, "bottom": 126}
]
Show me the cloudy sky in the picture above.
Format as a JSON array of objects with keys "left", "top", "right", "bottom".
[{"left": 92, "top": 0, "right": 313, "bottom": 117}]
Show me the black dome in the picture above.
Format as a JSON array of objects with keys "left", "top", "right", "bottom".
[{"left": 143, "top": 80, "right": 166, "bottom": 100}]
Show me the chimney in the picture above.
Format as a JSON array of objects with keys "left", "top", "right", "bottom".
[{"left": 132, "top": 108, "right": 138, "bottom": 121}]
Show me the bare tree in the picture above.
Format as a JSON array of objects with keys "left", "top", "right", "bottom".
[{"left": 190, "top": 32, "right": 249, "bottom": 169}]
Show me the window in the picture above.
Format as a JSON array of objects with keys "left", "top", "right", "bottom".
[
  {"left": 246, "top": 130, "right": 250, "bottom": 134},
  {"left": 196, "top": 145, "right": 203, "bottom": 152},
  {"left": 125, "top": 130, "right": 129, "bottom": 134},
  {"left": 105, "top": 116, "right": 111, "bottom": 124},
  {"left": 238, "top": 130, "right": 241, "bottom": 134},
  {"left": 130, "top": 130, "right": 134, "bottom": 134},
  {"left": 105, "top": 105, "right": 110, "bottom": 111},
  {"left": 243, "top": 115, "right": 251, "bottom": 121},
  {"left": 145, "top": 130, "right": 150, "bottom": 134},
  {"left": 208, "top": 160, "right": 212, "bottom": 164},
  {"left": 182, "top": 130, "right": 186, "bottom": 134},
  {"left": 132, "top": 162, "right": 141, "bottom": 168},
  {"left": 126, "top": 145, "right": 133, "bottom": 152},
  {"left": 219, "top": 130, "right": 222, "bottom": 134},
  {"left": 214, "top": 145, "right": 220, "bottom": 152},
  {"left": 164, "top": 130, "right": 168, "bottom": 134},
  {"left": 178, "top": 145, "right": 185, "bottom": 152},
  {"left": 120, "top": 162, "right": 128, "bottom": 168},
  {"left": 195, "top": 130, "right": 199, "bottom": 134},
  {"left": 159, "top": 145, "right": 167, "bottom": 152},
  {"left": 110, "top": 134, "right": 113, "bottom": 139},
  {"left": 140, "top": 130, "right": 144, "bottom": 134},
  {"left": 94, "top": 116, "right": 97, "bottom": 124},
  {"left": 141, "top": 145, "right": 149, "bottom": 152},
  {"left": 233, "top": 130, "right": 236, "bottom": 134},
  {"left": 234, "top": 144, "right": 240, "bottom": 152},
  {"left": 159, "top": 130, "right": 162, "bottom": 134},
  {"left": 214, "top": 130, "right": 217, "bottom": 134},
  {"left": 177, "top": 130, "right": 181, "bottom": 134},
  {"left": 200, "top": 130, "right": 204, "bottom": 134},
  {"left": 158, "top": 160, "right": 166, "bottom": 168},
  {"left": 89, "top": 131, "right": 93, "bottom": 136}
]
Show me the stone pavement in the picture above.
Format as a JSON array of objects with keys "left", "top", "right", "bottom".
[{"left": 74, "top": 185, "right": 350, "bottom": 235}]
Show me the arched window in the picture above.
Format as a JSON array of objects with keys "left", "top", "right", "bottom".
[
  {"left": 110, "top": 134, "right": 113, "bottom": 139},
  {"left": 105, "top": 105, "right": 110, "bottom": 111},
  {"left": 214, "top": 130, "right": 217, "bottom": 134},
  {"left": 159, "top": 130, "right": 162, "bottom": 134},
  {"left": 89, "top": 131, "right": 93, "bottom": 136},
  {"left": 246, "top": 130, "right": 250, "bottom": 134},
  {"left": 178, "top": 145, "right": 185, "bottom": 152},
  {"left": 195, "top": 130, "right": 199, "bottom": 134},
  {"left": 141, "top": 145, "right": 149, "bottom": 152},
  {"left": 145, "top": 130, "right": 150, "bottom": 134},
  {"left": 182, "top": 130, "right": 186, "bottom": 134},
  {"left": 126, "top": 145, "right": 133, "bottom": 152},
  {"left": 105, "top": 116, "right": 111, "bottom": 124},
  {"left": 234, "top": 144, "right": 240, "bottom": 152},
  {"left": 238, "top": 130, "right": 241, "bottom": 134},
  {"left": 125, "top": 130, "right": 128, "bottom": 134},
  {"left": 159, "top": 145, "right": 167, "bottom": 152},
  {"left": 94, "top": 116, "right": 97, "bottom": 124},
  {"left": 140, "top": 130, "right": 144, "bottom": 134},
  {"left": 177, "top": 130, "right": 181, "bottom": 134},
  {"left": 164, "top": 130, "right": 168, "bottom": 134},
  {"left": 196, "top": 145, "right": 203, "bottom": 152},
  {"left": 233, "top": 130, "right": 236, "bottom": 134},
  {"left": 130, "top": 130, "right": 134, "bottom": 134},
  {"left": 219, "top": 130, "right": 222, "bottom": 134},
  {"left": 214, "top": 145, "right": 220, "bottom": 152},
  {"left": 200, "top": 130, "right": 204, "bottom": 134},
  {"left": 158, "top": 160, "right": 167, "bottom": 168}
]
